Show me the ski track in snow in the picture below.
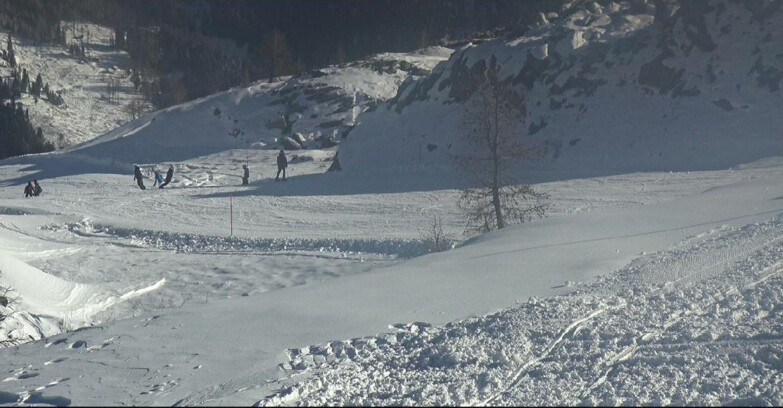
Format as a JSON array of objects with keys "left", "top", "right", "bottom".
[{"left": 258, "top": 215, "right": 783, "bottom": 407}]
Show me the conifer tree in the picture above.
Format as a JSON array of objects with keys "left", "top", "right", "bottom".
[
  {"left": 31, "top": 74, "right": 43, "bottom": 98},
  {"left": 20, "top": 69, "right": 30, "bottom": 93},
  {"left": 6, "top": 35, "right": 15, "bottom": 67}
]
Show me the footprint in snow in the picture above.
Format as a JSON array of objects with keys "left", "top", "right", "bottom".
[
  {"left": 44, "top": 338, "right": 67, "bottom": 348},
  {"left": 16, "top": 372, "right": 39, "bottom": 380},
  {"left": 69, "top": 340, "right": 87, "bottom": 349},
  {"left": 43, "top": 357, "right": 69, "bottom": 366},
  {"left": 32, "top": 377, "right": 70, "bottom": 391}
]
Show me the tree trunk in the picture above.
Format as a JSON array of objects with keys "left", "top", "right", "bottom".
[
  {"left": 492, "top": 155, "right": 504, "bottom": 229},
  {"left": 491, "top": 89, "right": 505, "bottom": 229}
]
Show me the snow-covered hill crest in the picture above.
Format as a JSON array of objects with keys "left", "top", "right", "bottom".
[
  {"left": 339, "top": 0, "right": 783, "bottom": 180},
  {"left": 56, "top": 46, "right": 453, "bottom": 168}
]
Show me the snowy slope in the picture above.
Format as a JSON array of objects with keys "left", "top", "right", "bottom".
[
  {"left": 53, "top": 45, "right": 453, "bottom": 169},
  {"left": 1, "top": 1, "right": 783, "bottom": 405},
  {"left": 1, "top": 159, "right": 783, "bottom": 405},
  {"left": 1, "top": 23, "right": 147, "bottom": 148},
  {"left": 339, "top": 0, "right": 783, "bottom": 181}
]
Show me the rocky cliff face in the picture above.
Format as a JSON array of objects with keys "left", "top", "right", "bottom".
[{"left": 340, "top": 0, "right": 783, "bottom": 180}]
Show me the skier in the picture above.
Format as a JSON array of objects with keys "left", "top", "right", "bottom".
[
  {"left": 133, "top": 165, "right": 146, "bottom": 190},
  {"left": 153, "top": 170, "right": 164, "bottom": 188},
  {"left": 159, "top": 165, "right": 174, "bottom": 188},
  {"left": 275, "top": 149, "right": 287, "bottom": 182},
  {"left": 23, "top": 181, "right": 33, "bottom": 198},
  {"left": 33, "top": 180, "right": 42, "bottom": 196},
  {"left": 242, "top": 164, "right": 249, "bottom": 185}
]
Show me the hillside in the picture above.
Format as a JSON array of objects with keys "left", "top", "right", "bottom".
[
  {"left": 51, "top": 46, "right": 453, "bottom": 171},
  {"left": 339, "top": 0, "right": 783, "bottom": 181},
  {"left": 1, "top": 23, "right": 145, "bottom": 148}
]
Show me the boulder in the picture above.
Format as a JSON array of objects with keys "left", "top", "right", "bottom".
[
  {"left": 292, "top": 132, "right": 307, "bottom": 146},
  {"left": 266, "top": 115, "right": 288, "bottom": 131},
  {"left": 280, "top": 136, "right": 302, "bottom": 150}
]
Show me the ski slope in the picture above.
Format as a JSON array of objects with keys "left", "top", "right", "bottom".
[
  {"left": 1, "top": 150, "right": 783, "bottom": 405},
  {"left": 1, "top": 0, "right": 783, "bottom": 405}
]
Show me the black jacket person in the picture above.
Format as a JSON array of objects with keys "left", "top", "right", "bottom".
[
  {"left": 275, "top": 150, "right": 287, "bottom": 181},
  {"left": 133, "top": 165, "right": 146, "bottom": 190},
  {"left": 160, "top": 165, "right": 174, "bottom": 188}
]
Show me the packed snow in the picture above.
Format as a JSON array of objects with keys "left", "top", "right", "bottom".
[{"left": 1, "top": 0, "right": 783, "bottom": 406}]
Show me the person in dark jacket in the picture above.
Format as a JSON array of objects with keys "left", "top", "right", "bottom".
[
  {"left": 23, "top": 181, "right": 33, "bottom": 197},
  {"left": 242, "top": 164, "right": 249, "bottom": 185},
  {"left": 275, "top": 150, "right": 287, "bottom": 182},
  {"left": 160, "top": 165, "right": 174, "bottom": 188},
  {"left": 33, "top": 180, "right": 42, "bottom": 196},
  {"left": 133, "top": 165, "right": 146, "bottom": 190}
]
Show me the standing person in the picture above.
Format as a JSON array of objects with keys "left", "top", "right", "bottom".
[
  {"left": 23, "top": 181, "right": 33, "bottom": 197},
  {"left": 133, "top": 165, "right": 146, "bottom": 190},
  {"left": 160, "top": 165, "right": 174, "bottom": 188},
  {"left": 33, "top": 180, "right": 42, "bottom": 196},
  {"left": 242, "top": 164, "right": 249, "bottom": 185},
  {"left": 153, "top": 170, "right": 164, "bottom": 188},
  {"left": 275, "top": 149, "right": 288, "bottom": 182}
]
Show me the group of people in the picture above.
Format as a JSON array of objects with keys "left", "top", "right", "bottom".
[
  {"left": 20, "top": 150, "right": 290, "bottom": 196},
  {"left": 134, "top": 164, "right": 173, "bottom": 190},
  {"left": 23, "top": 180, "right": 42, "bottom": 197},
  {"left": 132, "top": 149, "right": 289, "bottom": 190}
]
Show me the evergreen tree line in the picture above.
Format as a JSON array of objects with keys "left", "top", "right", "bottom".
[
  {"left": 0, "top": 98, "right": 53, "bottom": 160},
  {"left": 0, "top": 33, "right": 58, "bottom": 160},
  {"left": 0, "top": 0, "right": 561, "bottom": 109},
  {"left": 2, "top": 36, "right": 64, "bottom": 105},
  {"left": 0, "top": 0, "right": 66, "bottom": 45}
]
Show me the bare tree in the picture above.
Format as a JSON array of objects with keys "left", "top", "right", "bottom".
[
  {"left": 0, "top": 270, "right": 17, "bottom": 325},
  {"left": 261, "top": 29, "right": 303, "bottom": 83},
  {"left": 106, "top": 77, "right": 121, "bottom": 104},
  {"left": 456, "top": 56, "right": 548, "bottom": 235},
  {"left": 419, "top": 214, "right": 453, "bottom": 253},
  {"left": 125, "top": 98, "right": 147, "bottom": 121}
]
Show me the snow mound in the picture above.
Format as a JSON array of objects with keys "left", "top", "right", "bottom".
[{"left": 0, "top": 253, "right": 164, "bottom": 343}]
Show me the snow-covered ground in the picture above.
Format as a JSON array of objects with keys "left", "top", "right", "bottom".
[
  {"left": 1, "top": 0, "right": 783, "bottom": 405},
  {"left": 1, "top": 147, "right": 783, "bottom": 405}
]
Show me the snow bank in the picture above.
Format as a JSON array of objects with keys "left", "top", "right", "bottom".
[{"left": 0, "top": 252, "right": 164, "bottom": 342}]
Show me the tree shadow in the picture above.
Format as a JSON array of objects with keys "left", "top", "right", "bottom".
[{"left": 0, "top": 153, "right": 125, "bottom": 187}]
